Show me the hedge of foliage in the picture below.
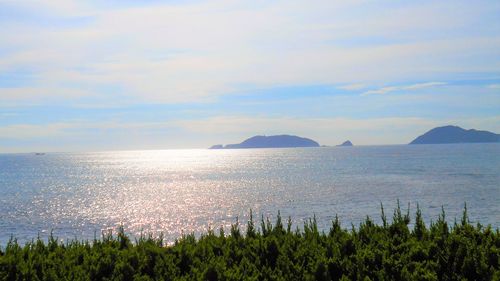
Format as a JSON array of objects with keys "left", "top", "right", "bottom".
[{"left": 1, "top": 204, "right": 499, "bottom": 281}]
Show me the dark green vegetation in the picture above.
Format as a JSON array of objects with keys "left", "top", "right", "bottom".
[{"left": 1, "top": 205, "right": 499, "bottom": 281}]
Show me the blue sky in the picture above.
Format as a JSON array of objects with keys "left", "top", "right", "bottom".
[{"left": 1, "top": 0, "right": 499, "bottom": 152}]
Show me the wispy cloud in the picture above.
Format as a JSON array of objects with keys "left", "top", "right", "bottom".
[
  {"left": 362, "top": 82, "right": 447, "bottom": 96},
  {"left": 0, "top": 121, "right": 175, "bottom": 140},
  {"left": 0, "top": 116, "right": 441, "bottom": 146},
  {"left": 1, "top": 1, "right": 499, "bottom": 105},
  {"left": 337, "top": 83, "right": 366, "bottom": 91},
  {"left": 173, "top": 115, "right": 500, "bottom": 145},
  {"left": 2, "top": 113, "right": 500, "bottom": 152},
  {"left": 488, "top": 84, "right": 500, "bottom": 89}
]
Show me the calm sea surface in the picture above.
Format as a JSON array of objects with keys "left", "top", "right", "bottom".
[{"left": 0, "top": 144, "right": 499, "bottom": 245}]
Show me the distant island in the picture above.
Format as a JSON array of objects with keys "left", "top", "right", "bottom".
[
  {"left": 210, "top": 135, "right": 320, "bottom": 149},
  {"left": 409, "top": 125, "right": 499, "bottom": 144},
  {"left": 337, "top": 140, "right": 353, "bottom": 147}
]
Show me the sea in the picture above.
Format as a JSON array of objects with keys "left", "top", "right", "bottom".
[{"left": 0, "top": 143, "right": 499, "bottom": 246}]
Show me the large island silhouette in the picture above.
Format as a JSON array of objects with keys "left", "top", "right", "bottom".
[
  {"left": 410, "top": 125, "right": 499, "bottom": 144},
  {"left": 210, "top": 135, "right": 320, "bottom": 149}
]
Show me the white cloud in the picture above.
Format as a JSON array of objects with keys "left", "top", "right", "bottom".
[
  {"left": 337, "top": 83, "right": 366, "bottom": 90},
  {"left": 1, "top": 1, "right": 499, "bottom": 104},
  {"left": 488, "top": 84, "right": 500, "bottom": 89},
  {"left": 0, "top": 123, "right": 74, "bottom": 139},
  {"left": 0, "top": 87, "right": 96, "bottom": 101},
  {"left": 404, "top": 82, "right": 447, "bottom": 90},
  {"left": 362, "top": 82, "right": 447, "bottom": 96},
  {"left": 0, "top": 120, "right": 176, "bottom": 140}
]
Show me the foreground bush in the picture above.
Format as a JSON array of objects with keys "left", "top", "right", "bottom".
[{"left": 0, "top": 204, "right": 499, "bottom": 280}]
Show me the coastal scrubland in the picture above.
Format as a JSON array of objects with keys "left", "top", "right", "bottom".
[{"left": 1, "top": 205, "right": 499, "bottom": 281}]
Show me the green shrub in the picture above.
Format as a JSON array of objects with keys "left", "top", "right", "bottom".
[{"left": 0, "top": 205, "right": 498, "bottom": 280}]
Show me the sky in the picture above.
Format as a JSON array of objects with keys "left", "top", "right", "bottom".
[{"left": 0, "top": 0, "right": 499, "bottom": 152}]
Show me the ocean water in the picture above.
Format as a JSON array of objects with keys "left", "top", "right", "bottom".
[{"left": 0, "top": 143, "right": 499, "bottom": 245}]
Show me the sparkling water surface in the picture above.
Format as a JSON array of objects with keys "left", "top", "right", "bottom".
[{"left": 0, "top": 144, "right": 499, "bottom": 245}]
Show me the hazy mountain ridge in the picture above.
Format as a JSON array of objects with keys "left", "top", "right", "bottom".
[
  {"left": 337, "top": 140, "right": 353, "bottom": 147},
  {"left": 410, "top": 125, "right": 499, "bottom": 144},
  {"left": 210, "top": 135, "right": 320, "bottom": 149}
]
